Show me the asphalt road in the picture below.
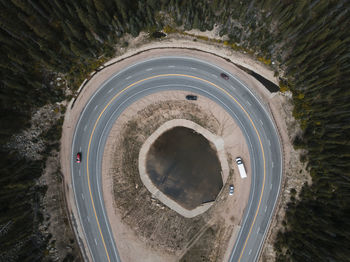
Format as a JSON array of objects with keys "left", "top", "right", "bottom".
[{"left": 71, "top": 56, "right": 282, "bottom": 262}]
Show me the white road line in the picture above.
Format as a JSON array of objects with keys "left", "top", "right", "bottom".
[
  {"left": 94, "top": 238, "right": 98, "bottom": 246},
  {"left": 249, "top": 249, "right": 252, "bottom": 255},
  {"left": 84, "top": 125, "right": 87, "bottom": 131},
  {"left": 190, "top": 67, "right": 197, "bottom": 70},
  {"left": 265, "top": 206, "right": 268, "bottom": 212},
  {"left": 270, "top": 183, "right": 273, "bottom": 190},
  {"left": 79, "top": 147, "right": 81, "bottom": 151},
  {"left": 74, "top": 57, "right": 284, "bottom": 260},
  {"left": 168, "top": 65, "right": 175, "bottom": 68},
  {"left": 126, "top": 76, "right": 131, "bottom": 80},
  {"left": 146, "top": 68, "right": 152, "bottom": 71},
  {"left": 93, "top": 105, "right": 98, "bottom": 111},
  {"left": 247, "top": 101, "right": 251, "bottom": 106},
  {"left": 107, "top": 88, "right": 113, "bottom": 94},
  {"left": 272, "top": 162, "right": 274, "bottom": 168},
  {"left": 211, "top": 74, "right": 218, "bottom": 78},
  {"left": 97, "top": 84, "right": 220, "bottom": 260},
  {"left": 81, "top": 194, "right": 84, "bottom": 200},
  {"left": 87, "top": 217, "right": 90, "bottom": 223},
  {"left": 257, "top": 227, "right": 260, "bottom": 233},
  {"left": 259, "top": 119, "right": 264, "bottom": 125},
  {"left": 267, "top": 139, "right": 271, "bottom": 146}
]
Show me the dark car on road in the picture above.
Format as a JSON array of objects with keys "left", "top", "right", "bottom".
[
  {"left": 76, "top": 152, "right": 82, "bottom": 163},
  {"left": 186, "top": 95, "right": 198, "bottom": 100},
  {"left": 220, "top": 73, "right": 229, "bottom": 80}
]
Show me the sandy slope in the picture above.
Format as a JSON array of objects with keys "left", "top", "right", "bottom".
[{"left": 61, "top": 36, "right": 296, "bottom": 261}]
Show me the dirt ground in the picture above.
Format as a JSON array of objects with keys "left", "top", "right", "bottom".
[
  {"left": 60, "top": 31, "right": 308, "bottom": 262},
  {"left": 259, "top": 93, "right": 310, "bottom": 262},
  {"left": 38, "top": 151, "right": 82, "bottom": 261},
  {"left": 102, "top": 91, "right": 250, "bottom": 261}
]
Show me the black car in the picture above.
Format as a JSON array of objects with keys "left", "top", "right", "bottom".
[
  {"left": 186, "top": 95, "right": 198, "bottom": 100},
  {"left": 220, "top": 73, "right": 229, "bottom": 80}
]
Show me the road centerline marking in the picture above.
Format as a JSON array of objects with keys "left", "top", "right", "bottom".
[{"left": 85, "top": 73, "right": 267, "bottom": 262}]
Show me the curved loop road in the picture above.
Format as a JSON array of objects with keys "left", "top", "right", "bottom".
[{"left": 71, "top": 56, "right": 282, "bottom": 262}]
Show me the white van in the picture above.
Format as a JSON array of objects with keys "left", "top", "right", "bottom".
[{"left": 236, "top": 157, "right": 247, "bottom": 179}]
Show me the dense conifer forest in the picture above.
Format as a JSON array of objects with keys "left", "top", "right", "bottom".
[{"left": 0, "top": 0, "right": 349, "bottom": 261}]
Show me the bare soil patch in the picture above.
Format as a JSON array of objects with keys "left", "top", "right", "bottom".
[
  {"left": 38, "top": 151, "right": 81, "bottom": 261},
  {"left": 102, "top": 91, "right": 250, "bottom": 261},
  {"left": 259, "top": 92, "right": 310, "bottom": 262},
  {"left": 60, "top": 33, "right": 308, "bottom": 261},
  {"left": 146, "top": 126, "right": 223, "bottom": 210}
]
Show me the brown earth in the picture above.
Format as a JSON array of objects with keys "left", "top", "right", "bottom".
[
  {"left": 102, "top": 91, "right": 250, "bottom": 261},
  {"left": 60, "top": 32, "right": 308, "bottom": 262},
  {"left": 38, "top": 150, "right": 82, "bottom": 261}
]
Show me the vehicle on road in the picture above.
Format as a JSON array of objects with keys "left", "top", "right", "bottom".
[
  {"left": 76, "top": 152, "right": 82, "bottom": 163},
  {"left": 229, "top": 185, "right": 234, "bottom": 195},
  {"left": 220, "top": 73, "right": 229, "bottom": 80},
  {"left": 236, "top": 157, "right": 247, "bottom": 178},
  {"left": 186, "top": 95, "right": 198, "bottom": 100}
]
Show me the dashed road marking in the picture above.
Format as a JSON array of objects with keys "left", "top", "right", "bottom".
[
  {"left": 257, "top": 227, "right": 260, "bottom": 233},
  {"left": 146, "top": 68, "right": 152, "bottom": 71},
  {"left": 265, "top": 206, "right": 267, "bottom": 212},
  {"left": 168, "top": 65, "right": 175, "bottom": 68},
  {"left": 81, "top": 194, "right": 85, "bottom": 200},
  {"left": 211, "top": 74, "right": 218, "bottom": 78},
  {"left": 93, "top": 105, "right": 98, "bottom": 111},
  {"left": 272, "top": 162, "right": 274, "bottom": 168},
  {"left": 94, "top": 238, "right": 98, "bottom": 246},
  {"left": 270, "top": 183, "right": 273, "bottom": 190},
  {"left": 126, "top": 76, "right": 131, "bottom": 80},
  {"left": 84, "top": 73, "right": 269, "bottom": 262},
  {"left": 247, "top": 101, "right": 251, "bottom": 106},
  {"left": 267, "top": 139, "right": 271, "bottom": 146},
  {"left": 107, "top": 88, "right": 113, "bottom": 94},
  {"left": 84, "top": 125, "right": 87, "bottom": 131},
  {"left": 259, "top": 119, "right": 264, "bottom": 125},
  {"left": 249, "top": 249, "right": 252, "bottom": 255},
  {"left": 190, "top": 67, "right": 197, "bottom": 70}
]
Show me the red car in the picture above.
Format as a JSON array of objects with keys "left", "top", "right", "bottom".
[{"left": 76, "top": 152, "right": 82, "bottom": 163}]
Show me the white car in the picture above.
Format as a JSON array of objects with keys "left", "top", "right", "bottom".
[{"left": 229, "top": 185, "right": 234, "bottom": 195}]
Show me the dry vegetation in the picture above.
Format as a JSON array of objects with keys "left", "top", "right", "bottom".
[
  {"left": 260, "top": 93, "right": 310, "bottom": 261},
  {"left": 110, "top": 100, "right": 235, "bottom": 260},
  {"left": 39, "top": 151, "right": 81, "bottom": 261}
]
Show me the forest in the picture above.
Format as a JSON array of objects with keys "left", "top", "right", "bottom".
[{"left": 0, "top": 0, "right": 349, "bottom": 261}]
